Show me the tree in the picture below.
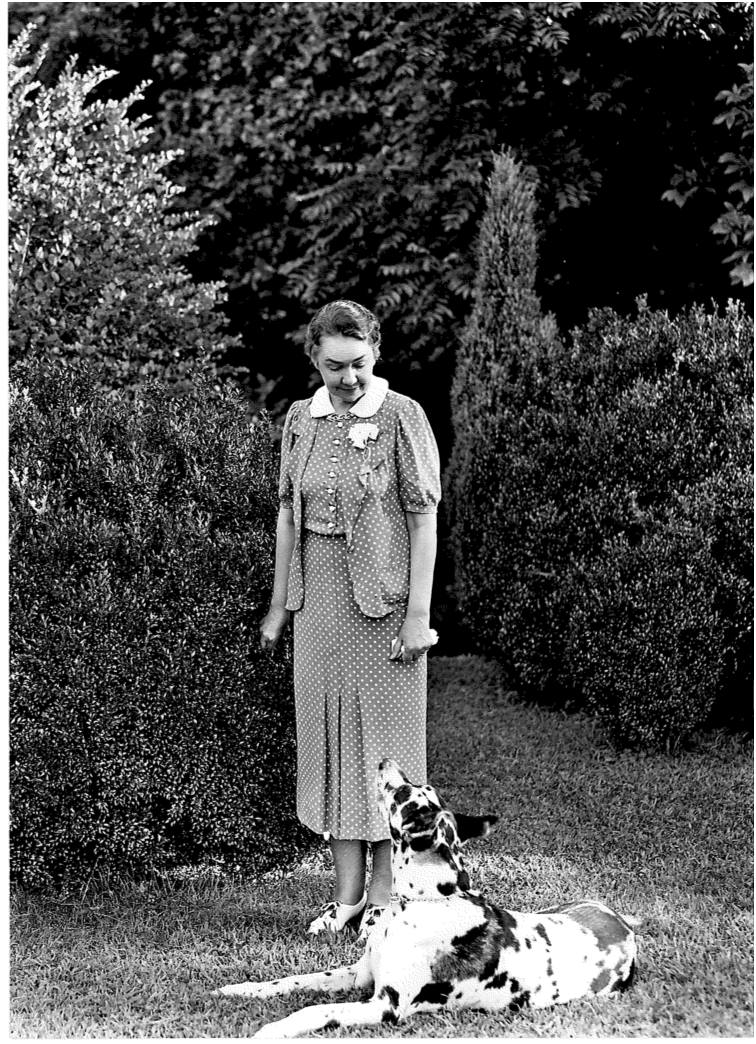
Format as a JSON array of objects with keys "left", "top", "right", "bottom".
[
  {"left": 8, "top": 26, "right": 238, "bottom": 392},
  {"left": 446, "top": 150, "right": 560, "bottom": 646},
  {"left": 8, "top": 3, "right": 753, "bottom": 425}
]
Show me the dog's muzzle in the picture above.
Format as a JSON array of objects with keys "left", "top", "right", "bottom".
[{"left": 376, "top": 758, "right": 407, "bottom": 792}]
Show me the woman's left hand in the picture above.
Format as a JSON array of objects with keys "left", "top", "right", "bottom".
[{"left": 396, "top": 616, "right": 437, "bottom": 663}]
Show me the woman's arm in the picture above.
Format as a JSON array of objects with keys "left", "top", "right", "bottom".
[
  {"left": 259, "top": 505, "right": 295, "bottom": 651},
  {"left": 396, "top": 511, "right": 437, "bottom": 661}
]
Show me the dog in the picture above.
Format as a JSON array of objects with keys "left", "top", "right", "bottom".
[{"left": 215, "top": 759, "right": 637, "bottom": 1037}]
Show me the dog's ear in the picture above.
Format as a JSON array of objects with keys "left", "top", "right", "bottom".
[
  {"left": 432, "top": 809, "right": 459, "bottom": 849},
  {"left": 454, "top": 813, "right": 499, "bottom": 844}
]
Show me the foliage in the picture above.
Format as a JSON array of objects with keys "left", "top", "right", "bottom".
[
  {"left": 567, "top": 527, "right": 726, "bottom": 750},
  {"left": 664, "top": 59, "right": 754, "bottom": 287},
  {"left": 560, "top": 303, "right": 753, "bottom": 741},
  {"left": 7, "top": 2, "right": 753, "bottom": 424},
  {"left": 445, "top": 150, "right": 561, "bottom": 646},
  {"left": 711, "top": 61, "right": 754, "bottom": 286},
  {"left": 9, "top": 357, "right": 304, "bottom": 889},
  {"left": 447, "top": 150, "right": 753, "bottom": 747},
  {"left": 8, "top": 27, "right": 238, "bottom": 392}
]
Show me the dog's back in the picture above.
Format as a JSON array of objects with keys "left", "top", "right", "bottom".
[{"left": 368, "top": 891, "right": 636, "bottom": 1017}]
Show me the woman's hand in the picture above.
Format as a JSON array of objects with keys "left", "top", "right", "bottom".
[
  {"left": 395, "top": 615, "right": 437, "bottom": 663},
  {"left": 259, "top": 605, "right": 291, "bottom": 652}
]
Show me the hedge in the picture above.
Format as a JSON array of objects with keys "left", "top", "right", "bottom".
[
  {"left": 10, "top": 358, "right": 306, "bottom": 888},
  {"left": 447, "top": 151, "right": 753, "bottom": 748}
]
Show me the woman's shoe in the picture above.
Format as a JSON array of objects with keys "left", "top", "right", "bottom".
[
  {"left": 306, "top": 893, "right": 367, "bottom": 936},
  {"left": 357, "top": 904, "right": 386, "bottom": 943}
]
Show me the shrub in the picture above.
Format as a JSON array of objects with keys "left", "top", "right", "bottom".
[
  {"left": 677, "top": 465, "right": 754, "bottom": 721},
  {"left": 446, "top": 149, "right": 562, "bottom": 654},
  {"left": 447, "top": 149, "right": 753, "bottom": 747},
  {"left": 566, "top": 526, "right": 726, "bottom": 751},
  {"left": 566, "top": 453, "right": 753, "bottom": 748},
  {"left": 560, "top": 302, "right": 753, "bottom": 741},
  {"left": 10, "top": 357, "right": 305, "bottom": 889},
  {"left": 8, "top": 27, "right": 237, "bottom": 391}
]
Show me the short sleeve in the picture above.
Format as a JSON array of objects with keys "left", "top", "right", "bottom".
[
  {"left": 278, "top": 402, "right": 299, "bottom": 509},
  {"left": 396, "top": 398, "right": 441, "bottom": 513}
]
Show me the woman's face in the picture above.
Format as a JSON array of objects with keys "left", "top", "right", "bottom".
[{"left": 313, "top": 335, "right": 376, "bottom": 411}]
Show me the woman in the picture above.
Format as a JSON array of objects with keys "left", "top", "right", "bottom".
[{"left": 259, "top": 299, "right": 440, "bottom": 939}]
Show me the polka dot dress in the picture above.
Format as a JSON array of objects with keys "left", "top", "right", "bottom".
[
  {"left": 279, "top": 380, "right": 441, "bottom": 842},
  {"left": 294, "top": 532, "right": 426, "bottom": 841}
]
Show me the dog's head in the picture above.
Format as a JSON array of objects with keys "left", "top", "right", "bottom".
[{"left": 376, "top": 759, "right": 497, "bottom": 899}]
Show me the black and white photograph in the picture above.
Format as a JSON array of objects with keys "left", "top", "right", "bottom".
[{"left": 8, "top": 1, "right": 753, "bottom": 1038}]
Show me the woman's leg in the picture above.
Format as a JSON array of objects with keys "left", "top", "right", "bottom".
[
  {"left": 331, "top": 838, "right": 367, "bottom": 904},
  {"left": 366, "top": 839, "right": 392, "bottom": 907}
]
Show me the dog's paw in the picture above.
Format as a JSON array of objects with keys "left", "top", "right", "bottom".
[
  {"left": 214, "top": 981, "right": 262, "bottom": 997},
  {"left": 253, "top": 1020, "right": 290, "bottom": 1039}
]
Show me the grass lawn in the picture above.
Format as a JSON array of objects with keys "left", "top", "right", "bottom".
[{"left": 10, "top": 655, "right": 753, "bottom": 1038}]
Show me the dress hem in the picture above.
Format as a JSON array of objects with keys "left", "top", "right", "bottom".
[{"left": 298, "top": 814, "right": 390, "bottom": 844}]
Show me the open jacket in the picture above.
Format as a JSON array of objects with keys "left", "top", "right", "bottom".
[{"left": 278, "top": 377, "right": 441, "bottom": 618}]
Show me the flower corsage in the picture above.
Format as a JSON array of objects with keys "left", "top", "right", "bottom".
[
  {"left": 348, "top": 422, "right": 380, "bottom": 487},
  {"left": 347, "top": 423, "right": 379, "bottom": 450}
]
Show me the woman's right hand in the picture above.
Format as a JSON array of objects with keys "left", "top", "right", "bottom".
[{"left": 259, "top": 605, "right": 291, "bottom": 652}]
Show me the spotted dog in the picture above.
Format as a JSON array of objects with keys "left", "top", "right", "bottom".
[{"left": 215, "top": 759, "right": 637, "bottom": 1037}]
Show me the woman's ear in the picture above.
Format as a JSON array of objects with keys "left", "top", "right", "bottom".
[{"left": 454, "top": 813, "right": 499, "bottom": 844}]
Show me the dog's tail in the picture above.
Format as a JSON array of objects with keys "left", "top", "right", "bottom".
[{"left": 619, "top": 913, "right": 642, "bottom": 931}]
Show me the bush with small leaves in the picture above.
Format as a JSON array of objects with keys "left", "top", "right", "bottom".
[
  {"left": 558, "top": 302, "right": 753, "bottom": 742},
  {"left": 8, "top": 27, "right": 237, "bottom": 392},
  {"left": 10, "top": 357, "right": 305, "bottom": 889},
  {"left": 567, "top": 525, "right": 726, "bottom": 751},
  {"left": 669, "top": 464, "right": 754, "bottom": 727}
]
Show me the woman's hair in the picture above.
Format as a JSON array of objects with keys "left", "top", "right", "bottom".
[{"left": 304, "top": 300, "right": 381, "bottom": 360}]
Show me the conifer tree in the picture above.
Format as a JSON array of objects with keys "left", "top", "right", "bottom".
[{"left": 446, "top": 150, "right": 560, "bottom": 647}]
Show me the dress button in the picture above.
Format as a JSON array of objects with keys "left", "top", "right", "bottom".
[
  {"left": 328, "top": 471, "right": 336, "bottom": 477},
  {"left": 329, "top": 505, "right": 336, "bottom": 512},
  {"left": 330, "top": 456, "right": 338, "bottom": 462},
  {"left": 333, "top": 438, "right": 341, "bottom": 445},
  {"left": 326, "top": 488, "right": 335, "bottom": 494},
  {"left": 327, "top": 522, "right": 335, "bottom": 529}
]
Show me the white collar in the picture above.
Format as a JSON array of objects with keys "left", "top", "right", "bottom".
[{"left": 310, "top": 376, "right": 389, "bottom": 419}]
